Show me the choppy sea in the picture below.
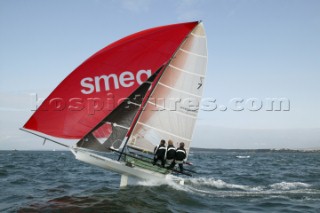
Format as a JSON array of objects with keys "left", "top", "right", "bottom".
[{"left": 1, "top": 149, "right": 320, "bottom": 212}]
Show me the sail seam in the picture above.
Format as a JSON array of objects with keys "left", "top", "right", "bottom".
[
  {"left": 147, "top": 101, "right": 197, "bottom": 119},
  {"left": 158, "top": 82, "right": 202, "bottom": 98},
  {"left": 137, "top": 122, "right": 191, "bottom": 141},
  {"left": 169, "top": 64, "right": 205, "bottom": 77},
  {"left": 179, "top": 48, "right": 207, "bottom": 58}
]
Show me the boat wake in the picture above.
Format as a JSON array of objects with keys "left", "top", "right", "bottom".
[
  {"left": 130, "top": 177, "right": 169, "bottom": 187},
  {"left": 236, "top": 155, "right": 250, "bottom": 159},
  {"left": 269, "top": 181, "right": 311, "bottom": 190},
  {"left": 161, "top": 177, "right": 320, "bottom": 198}
]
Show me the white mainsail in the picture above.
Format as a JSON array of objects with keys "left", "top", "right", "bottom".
[{"left": 128, "top": 23, "right": 207, "bottom": 156}]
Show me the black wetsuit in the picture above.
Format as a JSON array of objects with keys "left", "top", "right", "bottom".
[
  {"left": 166, "top": 145, "right": 176, "bottom": 161},
  {"left": 174, "top": 147, "right": 186, "bottom": 172},
  {"left": 166, "top": 145, "right": 176, "bottom": 169},
  {"left": 153, "top": 144, "right": 166, "bottom": 166}
]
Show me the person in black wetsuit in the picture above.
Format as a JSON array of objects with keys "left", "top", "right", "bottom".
[
  {"left": 166, "top": 140, "right": 176, "bottom": 169},
  {"left": 171, "top": 142, "right": 187, "bottom": 172},
  {"left": 153, "top": 139, "right": 166, "bottom": 167}
]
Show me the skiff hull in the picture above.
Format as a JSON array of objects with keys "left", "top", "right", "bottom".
[{"left": 70, "top": 148, "right": 184, "bottom": 187}]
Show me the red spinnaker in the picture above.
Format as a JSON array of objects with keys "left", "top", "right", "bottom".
[{"left": 23, "top": 21, "right": 198, "bottom": 139}]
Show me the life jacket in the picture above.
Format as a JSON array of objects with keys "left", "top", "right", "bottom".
[
  {"left": 166, "top": 145, "right": 176, "bottom": 160},
  {"left": 175, "top": 147, "right": 186, "bottom": 161}
]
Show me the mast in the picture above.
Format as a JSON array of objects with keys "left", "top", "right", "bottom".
[
  {"left": 120, "top": 22, "right": 200, "bottom": 157},
  {"left": 117, "top": 63, "right": 168, "bottom": 160}
]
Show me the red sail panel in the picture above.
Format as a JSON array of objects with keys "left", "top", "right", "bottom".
[{"left": 23, "top": 21, "right": 198, "bottom": 139}]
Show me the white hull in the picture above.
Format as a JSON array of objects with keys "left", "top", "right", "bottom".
[{"left": 70, "top": 148, "right": 183, "bottom": 187}]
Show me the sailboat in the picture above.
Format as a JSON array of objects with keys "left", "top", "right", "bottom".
[{"left": 21, "top": 21, "right": 207, "bottom": 187}]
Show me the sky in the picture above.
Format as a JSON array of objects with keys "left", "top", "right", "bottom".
[{"left": 0, "top": 0, "right": 320, "bottom": 150}]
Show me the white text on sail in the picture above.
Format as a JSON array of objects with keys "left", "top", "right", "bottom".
[{"left": 80, "top": 69, "right": 151, "bottom": 94}]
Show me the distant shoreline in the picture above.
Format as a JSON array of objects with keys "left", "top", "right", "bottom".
[
  {"left": 191, "top": 147, "right": 320, "bottom": 152},
  {"left": 1, "top": 148, "right": 319, "bottom": 152}
]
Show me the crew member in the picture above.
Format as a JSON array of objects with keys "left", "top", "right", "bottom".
[
  {"left": 174, "top": 142, "right": 187, "bottom": 172},
  {"left": 166, "top": 140, "right": 176, "bottom": 169},
  {"left": 153, "top": 139, "right": 166, "bottom": 167}
]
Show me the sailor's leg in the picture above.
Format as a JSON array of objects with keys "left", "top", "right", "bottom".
[
  {"left": 178, "top": 163, "right": 184, "bottom": 172},
  {"left": 153, "top": 156, "right": 158, "bottom": 165},
  {"left": 167, "top": 161, "right": 175, "bottom": 169},
  {"left": 161, "top": 158, "right": 166, "bottom": 167}
]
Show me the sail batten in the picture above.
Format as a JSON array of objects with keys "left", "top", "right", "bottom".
[
  {"left": 147, "top": 101, "right": 198, "bottom": 119},
  {"left": 113, "top": 123, "right": 130, "bottom": 130},
  {"left": 179, "top": 48, "right": 207, "bottom": 58},
  {"left": 158, "top": 82, "right": 202, "bottom": 98},
  {"left": 168, "top": 65, "right": 205, "bottom": 77},
  {"left": 191, "top": 32, "right": 206, "bottom": 38},
  {"left": 128, "top": 101, "right": 142, "bottom": 107},
  {"left": 136, "top": 122, "right": 192, "bottom": 141}
]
